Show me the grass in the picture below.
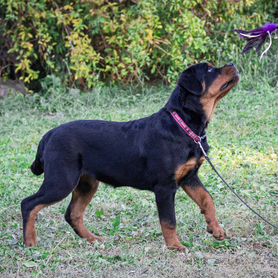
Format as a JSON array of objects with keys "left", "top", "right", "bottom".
[{"left": 0, "top": 53, "right": 277, "bottom": 277}]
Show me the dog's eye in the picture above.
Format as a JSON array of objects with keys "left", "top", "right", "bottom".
[{"left": 208, "top": 67, "right": 213, "bottom": 73}]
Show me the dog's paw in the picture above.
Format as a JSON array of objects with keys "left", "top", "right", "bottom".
[
  {"left": 167, "top": 243, "right": 186, "bottom": 252},
  {"left": 24, "top": 239, "right": 37, "bottom": 247},
  {"left": 87, "top": 234, "right": 104, "bottom": 244},
  {"left": 207, "top": 224, "right": 226, "bottom": 241}
]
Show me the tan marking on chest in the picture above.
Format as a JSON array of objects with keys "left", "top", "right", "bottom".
[
  {"left": 199, "top": 156, "right": 206, "bottom": 166},
  {"left": 175, "top": 157, "right": 206, "bottom": 184},
  {"left": 175, "top": 158, "right": 197, "bottom": 184}
]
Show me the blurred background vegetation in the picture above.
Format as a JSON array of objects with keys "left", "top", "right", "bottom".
[{"left": 0, "top": 0, "right": 277, "bottom": 91}]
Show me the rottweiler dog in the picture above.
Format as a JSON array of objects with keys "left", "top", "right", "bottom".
[{"left": 21, "top": 62, "right": 239, "bottom": 250}]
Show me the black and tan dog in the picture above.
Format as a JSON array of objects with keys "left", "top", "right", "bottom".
[{"left": 21, "top": 62, "right": 239, "bottom": 250}]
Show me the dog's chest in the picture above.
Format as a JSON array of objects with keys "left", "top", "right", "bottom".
[{"left": 175, "top": 156, "right": 205, "bottom": 184}]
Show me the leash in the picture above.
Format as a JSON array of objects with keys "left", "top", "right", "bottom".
[
  {"left": 170, "top": 111, "right": 278, "bottom": 230},
  {"left": 199, "top": 144, "right": 278, "bottom": 230}
]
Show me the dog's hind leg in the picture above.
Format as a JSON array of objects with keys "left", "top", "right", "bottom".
[
  {"left": 65, "top": 175, "right": 102, "bottom": 243},
  {"left": 21, "top": 159, "right": 81, "bottom": 247}
]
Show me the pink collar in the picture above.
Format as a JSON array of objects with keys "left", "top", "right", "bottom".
[{"left": 170, "top": 111, "right": 205, "bottom": 143}]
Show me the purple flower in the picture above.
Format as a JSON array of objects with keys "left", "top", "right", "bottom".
[{"left": 234, "top": 23, "right": 278, "bottom": 55}]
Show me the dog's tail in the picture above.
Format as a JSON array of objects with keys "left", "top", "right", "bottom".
[
  {"left": 30, "top": 131, "right": 53, "bottom": 176},
  {"left": 31, "top": 144, "right": 44, "bottom": 175}
]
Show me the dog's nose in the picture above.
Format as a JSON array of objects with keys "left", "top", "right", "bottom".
[
  {"left": 226, "top": 63, "right": 234, "bottom": 67},
  {"left": 224, "top": 63, "right": 239, "bottom": 75}
]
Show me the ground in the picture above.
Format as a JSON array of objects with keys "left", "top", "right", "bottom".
[{"left": 0, "top": 59, "right": 277, "bottom": 277}]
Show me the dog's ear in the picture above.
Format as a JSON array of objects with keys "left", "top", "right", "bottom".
[{"left": 178, "top": 67, "right": 204, "bottom": 95}]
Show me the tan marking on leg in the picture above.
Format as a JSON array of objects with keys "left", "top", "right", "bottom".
[
  {"left": 24, "top": 204, "right": 46, "bottom": 247},
  {"left": 182, "top": 186, "right": 225, "bottom": 240},
  {"left": 160, "top": 222, "right": 185, "bottom": 251},
  {"left": 175, "top": 158, "right": 197, "bottom": 184},
  {"left": 69, "top": 178, "right": 102, "bottom": 243}
]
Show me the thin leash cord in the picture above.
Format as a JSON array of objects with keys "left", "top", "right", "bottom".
[
  {"left": 168, "top": 109, "right": 277, "bottom": 230},
  {"left": 198, "top": 143, "right": 278, "bottom": 230}
]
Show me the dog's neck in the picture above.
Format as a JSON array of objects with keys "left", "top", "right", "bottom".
[{"left": 165, "top": 86, "right": 208, "bottom": 136}]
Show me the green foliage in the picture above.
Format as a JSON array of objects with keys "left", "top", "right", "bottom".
[{"left": 0, "top": 0, "right": 277, "bottom": 88}]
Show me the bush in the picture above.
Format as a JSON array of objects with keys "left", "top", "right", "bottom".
[{"left": 0, "top": 0, "right": 277, "bottom": 89}]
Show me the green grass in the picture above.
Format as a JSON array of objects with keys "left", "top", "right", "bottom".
[{"left": 0, "top": 54, "right": 277, "bottom": 277}]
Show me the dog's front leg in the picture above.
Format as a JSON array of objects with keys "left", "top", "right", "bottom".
[
  {"left": 154, "top": 186, "right": 185, "bottom": 251},
  {"left": 182, "top": 175, "right": 225, "bottom": 240}
]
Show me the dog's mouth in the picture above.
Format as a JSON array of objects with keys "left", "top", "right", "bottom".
[{"left": 220, "top": 74, "right": 240, "bottom": 91}]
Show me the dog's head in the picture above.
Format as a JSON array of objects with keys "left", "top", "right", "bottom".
[{"left": 178, "top": 62, "right": 240, "bottom": 121}]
